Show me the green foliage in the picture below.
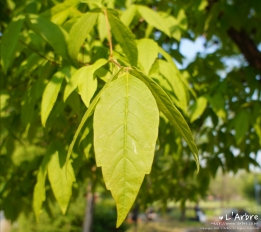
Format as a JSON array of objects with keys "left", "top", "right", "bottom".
[{"left": 1, "top": 0, "right": 261, "bottom": 229}]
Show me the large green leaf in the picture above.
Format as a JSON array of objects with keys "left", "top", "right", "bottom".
[
  {"left": 41, "top": 71, "right": 64, "bottom": 127},
  {"left": 138, "top": 5, "right": 170, "bottom": 37},
  {"left": 130, "top": 67, "right": 199, "bottom": 171},
  {"left": 1, "top": 16, "right": 25, "bottom": 73},
  {"left": 93, "top": 72, "right": 159, "bottom": 227},
  {"left": 107, "top": 9, "right": 138, "bottom": 66},
  {"left": 137, "top": 38, "right": 158, "bottom": 75},
  {"left": 48, "top": 143, "right": 75, "bottom": 214},
  {"left": 66, "top": 68, "right": 123, "bottom": 166},
  {"left": 28, "top": 15, "right": 69, "bottom": 59},
  {"left": 68, "top": 10, "right": 100, "bottom": 62}
]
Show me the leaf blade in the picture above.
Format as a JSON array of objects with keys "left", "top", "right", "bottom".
[
  {"left": 107, "top": 9, "right": 138, "bottom": 66},
  {"left": 94, "top": 73, "right": 159, "bottom": 227},
  {"left": 68, "top": 11, "right": 100, "bottom": 62},
  {"left": 1, "top": 16, "right": 25, "bottom": 73},
  {"left": 41, "top": 71, "right": 64, "bottom": 127},
  {"left": 130, "top": 67, "right": 199, "bottom": 171}
]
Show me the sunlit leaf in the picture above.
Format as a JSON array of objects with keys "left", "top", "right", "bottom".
[
  {"left": 190, "top": 96, "right": 207, "bottom": 123},
  {"left": 94, "top": 72, "right": 159, "bottom": 227},
  {"left": 107, "top": 9, "right": 138, "bottom": 66},
  {"left": 138, "top": 5, "right": 170, "bottom": 37},
  {"left": 41, "top": 71, "right": 64, "bottom": 127},
  {"left": 48, "top": 143, "right": 75, "bottom": 214},
  {"left": 68, "top": 10, "right": 100, "bottom": 62},
  {"left": 130, "top": 67, "right": 199, "bottom": 171},
  {"left": 137, "top": 38, "right": 158, "bottom": 75}
]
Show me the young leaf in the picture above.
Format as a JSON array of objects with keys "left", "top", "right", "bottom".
[
  {"left": 66, "top": 68, "right": 123, "bottom": 167},
  {"left": 190, "top": 96, "right": 207, "bottom": 123},
  {"left": 48, "top": 143, "right": 75, "bottom": 214},
  {"left": 28, "top": 15, "right": 69, "bottom": 59},
  {"left": 1, "top": 16, "right": 25, "bottom": 73},
  {"left": 93, "top": 73, "right": 159, "bottom": 227},
  {"left": 137, "top": 38, "right": 158, "bottom": 75},
  {"left": 107, "top": 9, "right": 138, "bottom": 66},
  {"left": 138, "top": 5, "right": 170, "bottom": 37},
  {"left": 41, "top": 71, "right": 64, "bottom": 127},
  {"left": 68, "top": 10, "right": 100, "bottom": 62},
  {"left": 130, "top": 67, "right": 199, "bottom": 172},
  {"left": 64, "top": 58, "right": 107, "bottom": 105}
]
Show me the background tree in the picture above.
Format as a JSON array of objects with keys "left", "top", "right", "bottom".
[{"left": 0, "top": 0, "right": 261, "bottom": 230}]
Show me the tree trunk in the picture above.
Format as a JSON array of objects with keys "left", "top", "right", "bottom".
[
  {"left": 83, "top": 182, "right": 94, "bottom": 232},
  {"left": 180, "top": 201, "right": 186, "bottom": 222}
]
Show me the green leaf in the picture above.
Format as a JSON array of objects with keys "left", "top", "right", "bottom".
[
  {"left": 1, "top": 16, "right": 25, "bottom": 73},
  {"left": 234, "top": 111, "right": 249, "bottom": 144},
  {"left": 158, "top": 60, "right": 187, "bottom": 112},
  {"left": 80, "top": 0, "right": 102, "bottom": 8},
  {"left": 68, "top": 10, "right": 100, "bottom": 62},
  {"left": 130, "top": 67, "right": 199, "bottom": 172},
  {"left": 138, "top": 5, "right": 170, "bottom": 37},
  {"left": 94, "top": 72, "right": 159, "bottom": 227},
  {"left": 254, "top": 116, "right": 261, "bottom": 146},
  {"left": 48, "top": 143, "right": 75, "bottom": 214},
  {"left": 33, "top": 144, "right": 54, "bottom": 220},
  {"left": 66, "top": 68, "right": 123, "bottom": 167},
  {"left": 137, "top": 38, "right": 158, "bottom": 75},
  {"left": 208, "top": 93, "right": 227, "bottom": 120},
  {"left": 64, "top": 58, "right": 107, "bottom": 105},
  {"left": 41, "top": 0, "right": 79, "bottom": 25},
  {"left": 41, "top": 71, "right": 64, "bottom": 127},
  {"left": 28, "top": 15, "right": 69, "bottom": 59},
  {"left": 190, "top": 96, "right": 207, "bottom": 123},
  {"left": 107, "top": 9, "right": 138, "bottom": 66},
  {"left": 120, "top": 5, "right": 137, "bottom": 26}
]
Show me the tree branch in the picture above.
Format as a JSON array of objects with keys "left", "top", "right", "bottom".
[{"left": 227, "top": 28, "right": 261, "bottom": 71}]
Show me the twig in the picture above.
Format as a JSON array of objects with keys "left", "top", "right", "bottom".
[
  {"left": 19, "top": 40, "right": 59, "bottom": 65},
  {"left": 103, "top": 9, "right": 113, "bottom": 58}
]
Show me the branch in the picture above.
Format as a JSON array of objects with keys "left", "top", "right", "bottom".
[
  {"left": 227, "top": 28, "right": 261, "bottom": 71},
  {"left": 103, "top": 9, "right": 113, "bottom": 59}
]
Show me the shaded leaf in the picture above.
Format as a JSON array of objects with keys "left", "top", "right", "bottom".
[
  {"left": 234, "top": 111, "right": 249, "bottom": 144},
  {"left": 130, "top": 67, "right": 199, "bottom": 171},
  {"left": 1, "top": 16, "right": 25, "bottom": 73},
  {"left": 28, "top": 15, "right": 69, "bottom": 59},
  {"left": 94, "top": 72, "right": 159, "bottom": 227}
]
